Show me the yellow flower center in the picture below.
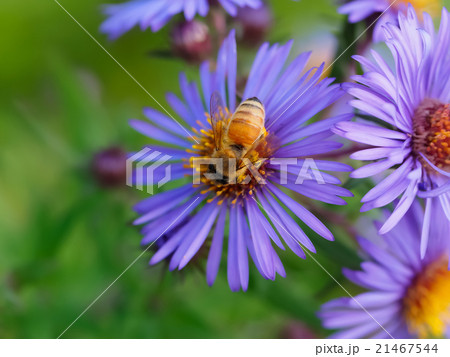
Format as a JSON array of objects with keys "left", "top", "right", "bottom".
[
  {"left": 391, "top": 0, "right": 441, "bottom": 17},
  {"left": 185, "top": 111, "right": 274, "bottom": 205},
  {"left": 413, "top": 99, "right": 450, "bottom": 172},
  {"left": 403, "top": 255, "right": 450, "bottom": 338}
]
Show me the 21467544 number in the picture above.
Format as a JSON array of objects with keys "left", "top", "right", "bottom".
[{"left": 376, "top": 344, "right": 438, "bottom": 354}]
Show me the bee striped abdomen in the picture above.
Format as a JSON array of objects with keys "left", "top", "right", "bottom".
[{"left": 228, "top": 98, "right": 265, "bottom": 147}]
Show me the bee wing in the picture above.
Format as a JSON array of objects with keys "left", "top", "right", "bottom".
[{"left": 210, "top": 91, "right": 227, "bottom": 150}]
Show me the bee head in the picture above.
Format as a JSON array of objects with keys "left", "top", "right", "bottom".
[{"left": 247, "top": 97, "right": 262, "bottom": 104}]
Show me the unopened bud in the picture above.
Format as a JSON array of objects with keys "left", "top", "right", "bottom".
[
  {"left": 236, "top": 4, "right": 272, "bottom": 45},
  {"left": 171, "top": 20, "right": 213, "bottom": 63},
  {"left": 92, "top": 147, "right": 127, "bottom": 187}
]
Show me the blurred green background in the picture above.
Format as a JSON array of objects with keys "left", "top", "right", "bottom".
[{"left": 1, "top": 0, "right": 447, "bottom": 339}]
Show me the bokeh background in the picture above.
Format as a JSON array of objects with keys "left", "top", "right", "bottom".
[{"left": 1, "top": 0, "right": 448, "bottom": 338}]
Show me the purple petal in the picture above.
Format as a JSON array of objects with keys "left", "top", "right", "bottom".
[
  {"left": 268, "top": 184, "right": 333, "bottom": 241},
  {"left": 206, "top": 205, "right": 227, "bottom": 286}
]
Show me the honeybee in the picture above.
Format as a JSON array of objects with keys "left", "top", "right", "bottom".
[{"left": 207, "top": 91, "right": 266, "bottom": 185}]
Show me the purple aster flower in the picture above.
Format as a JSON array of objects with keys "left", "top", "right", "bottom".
[
  {"left": 339, "top": 0, "right": 441, "bottom": 41},
  {"left": 130, "top": 30, "right": 353, "bottom": 291},
  {"left": 334, "top": 6, "right": 450, "bottom": 254},
  {"left": 319, "top": 201, "right": 450, "bottom": 338},
  {"left": 100, "top": 0, "right": 262, "bottom": 39}
]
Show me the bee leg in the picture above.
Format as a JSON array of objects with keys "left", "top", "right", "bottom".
[
  {"left": 230, "top": 144, "right": 245, "bottom": 159},
  {"left": 253, "top": 159, "right": 266, "bottom": 170},
  {"left": 236, "top": 166, "right": 250, "bottom": 184}
]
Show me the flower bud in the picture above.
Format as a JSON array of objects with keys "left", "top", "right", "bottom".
[
  {"left": 171, "top": 20, "right": 213, "bottom": 63},
  {"left": 91, "top": 147, "right": 127, "bottom": 188},
  {"left": 236, "top": 4, "right": 272, "bottom": 45}
]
